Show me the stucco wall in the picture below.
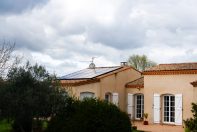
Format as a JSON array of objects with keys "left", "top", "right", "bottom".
[
  {"left": 71, "top": 82, "right": 101, "bottom": 98},
  {"left": 126, "top": 88, "right": 144, "bottom": 95},
  {"left": 144, "top": 74, "right": 197, "bottom": 124},
  {"left": 63, "top": 67, "right": 141, "bottom": 111},
  {"left": 100, "top": 68, "right": 141, "bottom": 111}
]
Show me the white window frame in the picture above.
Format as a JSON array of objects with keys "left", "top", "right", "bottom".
[
  {"left": 80, "top": 92, "right": 95, "bottom": 100},
  {"left": 163, "top": 94, "right": 175, "bottom": 124},
  {"left": 135, "top": 94, "right": 144, "bottom": 120}
]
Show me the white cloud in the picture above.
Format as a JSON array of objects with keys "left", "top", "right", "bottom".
[{"left": 0, "top": 0, "right": 197, "bottom": 76}]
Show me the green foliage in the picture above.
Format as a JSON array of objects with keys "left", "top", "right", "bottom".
[
  {"left": 128, "top": 54, "right": 156, "bottom": 71},
  {"left": 184, "top": 103, "right": 197, "bottom": 132},
  {"left": 0, "top": 120, "right": 12, "bottom": 132},
  {"left": 0, "top": 62, "right": 67, "bottom": 132},
  {"left": 46, "top": 98, "right": 132, "bottom": 132}
]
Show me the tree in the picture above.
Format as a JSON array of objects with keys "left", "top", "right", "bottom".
[
  {"left": 184, "top": 103, "right": 197, "bottom": 131},
  {"left": 0, "top": 62, "right": 67, "bottom": 132},
  {"left": 46, "top": 98, "right": 132, "bottom": 132},
  {"left": 127, "top": 54, "right": 157, "bottom": 71},
  {"left": 0, "top": 40, "right": 21, "bottom": 78}
]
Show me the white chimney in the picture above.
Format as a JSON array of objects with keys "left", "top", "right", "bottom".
[{"left": 120, "top": 62, "right": 128, "bottom": 66}]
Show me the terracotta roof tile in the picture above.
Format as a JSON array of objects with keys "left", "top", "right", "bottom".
[
  {"left": 146, "top": 62, "right": 197, "bottom": 71},
  {"left": 125, "top": 77, "right": 144, "bottom": 88}
]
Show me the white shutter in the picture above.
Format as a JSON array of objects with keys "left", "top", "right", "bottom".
[
  {"left": 112, "top": 93, "right": 119, "bottom": 106},
  {"left": 127, "top": 93, "right": 134, "bottom": 120},
  {"left": 153, "top": 93, "right": 160, "bottom": 123},
  {"left": 175, "top": 94, "right": 182, "bottom": 125}
]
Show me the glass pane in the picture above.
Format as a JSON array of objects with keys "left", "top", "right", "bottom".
[
  {"left": 135, "top": 95, "right": 144, "bottom": 118},
  {"left": 164, "top": 95, "right": 175, "bottom": 123}
]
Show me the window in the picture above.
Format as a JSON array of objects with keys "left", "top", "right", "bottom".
[
  {"left": 163, "top": 95, "right": 175, "bottom": 123},
  {"left": 80, "top": 92, "right": 95, "bottom": 100},
  {"left": 135, "top": 94, "right": 144, "bottom": 119},
  {"left": 105, "top": 93, "right": 112, "bottom": 102}
]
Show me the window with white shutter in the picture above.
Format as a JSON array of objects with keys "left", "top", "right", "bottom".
[
  {"left": 175, "top": 94, "right": 182, "bottom": 125},
  {"left": 163, "top": 95, "right": 175, "bottom": 124},
  {"left": 128, "top": 93, "right": 134, "bottom": 120},
  {"left": 112, "top": 93, "right": 119, "bottom": 106},
  {"left": 153, "top": 94, "right": 160, "bottom": 123}
]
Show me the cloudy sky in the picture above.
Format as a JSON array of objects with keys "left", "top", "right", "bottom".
[{"left": 0, "top": 0, "right": 197, "bottom": 75}]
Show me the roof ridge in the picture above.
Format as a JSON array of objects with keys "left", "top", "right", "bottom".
[{"left": 159, "top": 62, "right": 197, "bottom": 65}]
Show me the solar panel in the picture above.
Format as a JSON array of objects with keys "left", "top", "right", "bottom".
[{"left": 59, "top": 67, "right": 121, "bottom": 80}]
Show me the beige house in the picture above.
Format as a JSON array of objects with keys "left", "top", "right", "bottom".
[
  {"left": 60, "top": 62, "right": 141, "bottom": 111},
  {"left": 126, "top": 62, "right": 197, "bottom": 126},
  {"left": 60, "top": 62, "right": 197, "bottom": 126}
]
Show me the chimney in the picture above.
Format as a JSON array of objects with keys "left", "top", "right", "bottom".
[{"left": 120, "top": 62, "right": 128, "bottom": 66}]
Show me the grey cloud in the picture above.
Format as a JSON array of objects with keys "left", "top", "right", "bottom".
[
  {"left": 0, "top": 0, "right": 49, "bottom": 15},
  {"left": 87, "top": 24, "right": 145, "bottom": 50},
  {"left": 1, "top": 0, "right": 197, "bottom": 75},
  {"left": 0, "top": 16, "right": 50, "bottom": 52}
]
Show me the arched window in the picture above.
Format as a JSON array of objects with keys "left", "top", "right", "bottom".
[
  {"left": 80, "top": 92, "right": 95, "bottom": 100},
  {"left": 105, "top": 92, "right": 112, "bottom": 102}
]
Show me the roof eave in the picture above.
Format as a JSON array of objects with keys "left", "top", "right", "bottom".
[
  {"left": 125, "top": 85, "right": 144, "bottom": 88},
  {"left": 61, "top": 78, "right": 100, "bottom": 87}
]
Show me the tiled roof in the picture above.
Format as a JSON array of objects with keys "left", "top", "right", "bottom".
[
  {"left": 146, "top": 62, "right": 197, "bottom": 71},
  {"left": 125, "top": 77, "right": 144, "bottom": 88},
  {"left": 143, "top": 62, "right": 197, "bottom": 75},
  {"left": 191, "top": 80, "right": 197, "bottom": 87}
]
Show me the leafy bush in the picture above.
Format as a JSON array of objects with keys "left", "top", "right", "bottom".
[
  {"left": 184, "top": 103, "right": 197, "bottom": 132},
  {"left": 0, "top": 62, "right": 67, "bottom": 132},
  {"left": 0, "top": 120, "right": 12, "bottom": 132},
  {"left": 46, "top": 98, "right": 132, "bottom": 132}
]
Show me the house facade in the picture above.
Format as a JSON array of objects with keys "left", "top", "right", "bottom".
[
  {"left": 60, "top": 62, "right": 197, "bottom": 126},
  {"left": 126, "top": 63, "right": 197, "bottom": 126},
  {"left": 60, "top": 63, "right": 141, "bottom": 111}
]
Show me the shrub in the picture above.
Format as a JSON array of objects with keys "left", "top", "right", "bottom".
[
  {"left": 0, "top": 62, "right": 67, "bottom": 132},
  {"left": 184, "top": 103, "right": 197, "bottom": 131},
  {"left": 46, "top": 98, "right": 132, "bottom": 132}
]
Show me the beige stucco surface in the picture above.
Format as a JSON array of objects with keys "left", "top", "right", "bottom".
[
  {"left": 126, "top": 88, "right": 144, "bottom": 95},
  {"left": 144, "top": 74, "right": 197, "bottom": 124},
  {"left": 69, "top": 82, "right": 101, "bottom": 99},
  {"left": 63, "top": 67, "right": 141, "bottom": 111}
]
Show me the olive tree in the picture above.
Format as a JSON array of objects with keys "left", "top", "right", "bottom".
[{"left": 128, "top": 54, "right": 156, "bottom": 71}]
